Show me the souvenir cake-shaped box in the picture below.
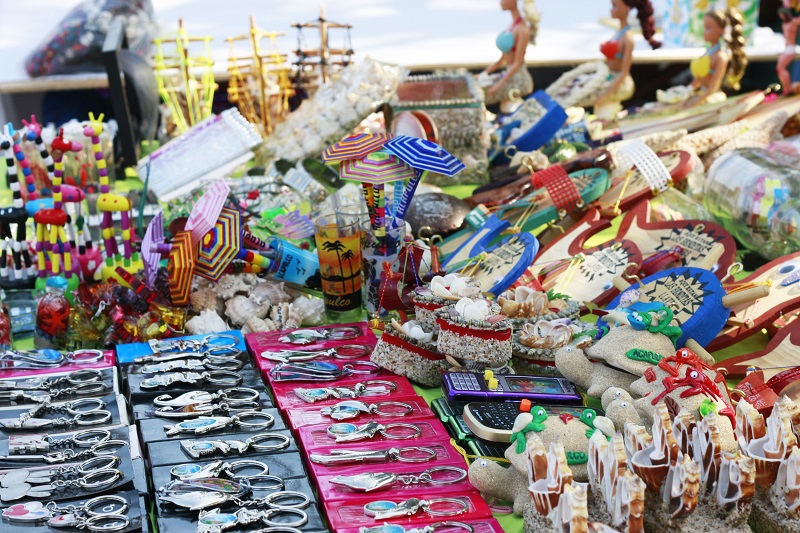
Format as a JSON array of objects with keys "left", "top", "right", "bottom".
[
  {"left": 512, "top": 317, "right": 596, "bottom": 375},
  {"left": 435, "top": 297, "right": 512, "bottom": 368},
  {"left": 371, "top": 319, "right": 445, "bottom": 387},
  {"left": 498, "top": 287, "right": 581, "bottom": 327},
  {"left": 412, "top": 274, "right": 481, "bottom": 331}
]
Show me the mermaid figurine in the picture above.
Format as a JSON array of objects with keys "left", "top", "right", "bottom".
[
  {"left": 545, "top": 0, "right": 660, "bottom": 119},
  {"left": 478, "top": 0, "right": 540, "bottom": 113}
]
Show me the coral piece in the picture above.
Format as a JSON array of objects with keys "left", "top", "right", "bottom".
[
  {"left": 184, "top": 309, "right": 228, "bottom": 335},
  {"left": 468, "top": 457, "right": 530, "bottom": 516}
]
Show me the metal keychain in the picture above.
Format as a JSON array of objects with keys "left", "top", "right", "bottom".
[
  {"left": 1, "top": 494, "right": 131, "bottom": 529},
  {"left": 278, "top": 325, "right": 362, "bottom": 345},
  {"left": 139, "top": 357, "right": 244, "bottom": 374},
  {"left": 134, "top": 348, "right": 244, "bottom": 365},
  {"left": 293, "top": 379, "right": 397, "bottom": 403},
  {"left": 1, "top": 439, "right": 126, "bottom": 465},
  {"left": 170, "top": 459, "right": 270, "bottom": 481},
  {"left": 0, "top": 468, "right": 123, "bottom": 501},
  {"left": 309, "top": 446, "right": 437, "bottom": 466},
  {"left": 0, "top": 349, "right": 104, "bottom": 371},
  {"left": 0, "top": 369, "right": 109, "bottom": 403},
  {"left": 180, "top": 433, "right": 292, "bottom": 459},
  {"left": 153, "top": 388, "right": 260, "bottom": 408},
  {"left": 326, "top": 421, "right": 421, "bottom": 443},
  {"left": 0, "top": 398, "right": 112, "bottom": 430},
  {"left": 269, "top": 361, "right": 380, "bottom": 382},
  {"left": 7, "top": 428, "right": 111, "bottom": 456},
  {"left": 147, "top": 334, "right": 240, "bottom": 355},
  {"left": 359, "top": 521, "right": 475, "bottom": 533},
  {"left": 320, "top": 400, "right": 414, "bottom": 421},
  {"left": 164, "top": 412, "right": 275, "bottom": 436},
  {"left": 363, "top": 497, "right": 468, "bottom": 520},
  {"left": 330, "top": 466, "right": 467, "bottom": 492},
  {"left": 140, "top": 370, "right": 243, "bottom": 390},
  {"left": 154, "top": 401, "right": 261, "bottom": 419},
  {"left": 260, "top": 344, "right": 371, "bottom": 362},
  {"left": 197, "top": 505, "right": 308, "bottom": 532},
  {"left": 158, "top": 477, "right": 251, "bottom": 510}
]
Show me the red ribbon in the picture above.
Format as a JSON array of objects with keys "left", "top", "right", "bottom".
[
  {"left": 414, "top": 300, "right": 445, "bottom": 312},
  {"left": 437, "top": 318, "right": 512, "bottom": 341},
  {"left": 382, "top": 332, "right": 444, "bottom": 361}
]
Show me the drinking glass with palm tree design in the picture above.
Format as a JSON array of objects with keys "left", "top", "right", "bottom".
[{"left": 314, "top": 212, "right": 363, "bottom": 322}]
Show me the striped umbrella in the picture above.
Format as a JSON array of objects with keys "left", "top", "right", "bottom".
[
  {"left": 185, "top": 180, "right": 231, "bottom": 245},
  {"left": 321, "top": 133, "right": 393, "bottom": 163},
  {"left": 382, "top": 136, "right": 465, "bottom": 226},
  {"left": 141, "top": 210, "right": 165, "bottom": 289},
  {"left": 168, "top": 231, "right": 195, "bottom": 306},
  {"left": 195, "top": 207, "right": 242, "bottom": 281}
]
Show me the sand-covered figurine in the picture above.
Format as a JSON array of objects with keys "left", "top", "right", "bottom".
[
  {"left": 468, "top": 456, "right": 530, "bottom": 516},
  {"left": 370, "top": 318, "right": 445, "bottom": 386}
]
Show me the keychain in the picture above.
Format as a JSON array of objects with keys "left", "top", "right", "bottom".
[
  {"left": 0, "top": 467, "right": 122, "bottom": 502},
  {"left": 309, "top": 446, "right": 437, "bottom": 466},
  {"left": 0, "top": 349, "right": 104, "bottom": 370},
  {"left": 140, "top": 370, "right": 243, "bottom": 390},
  {"left": 0, "top": 369, "right": 109, "bottom": 403},
  {"left": 0, "top": 455, "right": 120, "bottom": 486},
  {"left": 359, "top": 521, "right": 475, "bottom": 533},
  {"left": 139, "top": 357, "right": 244, "bottom": 374},
  {"left": 180, "top": 433, "right": 291, "bottom": 459},
  {"left": 293, "top": 380, "right": 397, "bottom": 403},
  {"left": 154, "top": 400, "right": 261, "bottom": 419},
  {"left": 164, "top": 412, "right": 275, "bottom": 436},
  {"left": 363, "top": 497, "right": 468, "bottom": 520},
  {"left": 133, "top": 349, "right": 244, "bottom": 365},
  {"left": 158, "top": 478, "right": 250, "bottom": 510},
  {"left": 198, "top": 505, "right": 308, "bottom": 532},
  {"left": 278, "top": 325, "right": 362, "bottom": 345},
  {"left": 326, "top": 421, "right": 421, "bottom": 443},
  {"left": 1, "top": 439, "right": 125, "bottom": 465},
  {"left": 153, "top": 388, "right": 260, "bottom": 408},
  {"left": 330, "top": 466, "right": 467, "bottom": 492},
  {"left": 320, "top": 400, "right": 414, "bottom": 421},
  {"left": 260, "top": 344, "right": 371, "bottom": 362},
  {"left": 2, "top": 494, "right": 131, "bottom": 530},
  {"left": 0, "top": 398, "right": 112, "bottom": 430},
  {"left": 170, "top": 459, "right": 270, "bottom": 482},
  {"left": 269, "top": 361, "right": 380, "bottom": 382},
  {"left": 147, "top": 334, "right": 240, "bottom": 355}
]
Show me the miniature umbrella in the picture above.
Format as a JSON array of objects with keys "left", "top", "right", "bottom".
[
  {"left": 168, "top": 231, "right": 194, "bottom": 306},
  {"left": 141, "top": 210, "right": 165, "bottom": 288},
  {"left": 195, "top": 207, "right": 272, "bottom": 281},
  {"left": 185, "top": 180, "right": 231, "bottom": 244},
  {"left": 383, "top": 136, "right": 465, "bottom": 227},
  {"left": 321, "top": 133, "right": 393, "bottom": 163}
]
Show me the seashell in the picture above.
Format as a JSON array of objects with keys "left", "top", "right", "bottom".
[
  {"left": 663, "top": 455, "right": 701, "bottom": 518},
  {"left": 623, "top": 423, "right": 652, "bottom": 464},
  {"left": 430, "top": 275, "right": 480, "bottom": 300},
  {"left": 716, "top": 451, "right": 755, "bottom": 510},
  {"left": 291, "top": 295, "right": 325, "bottom": 326},
  {"left": 631, "top": 403, "right": 678, "bottom": 492},
  {"left": 556, "top": 483, "right": 589, "bottom": 533},
  {"left": 748, "top": 396, "right": 798, "bottom": 487},
  {"left": 184, "top": 309, "right": 228, "bottom": 335},
  {"left": 526, "top": 432, "right": 549, "bottom": 484},
  {"left": 518, "top": 319, "right": 575, "bottom": 349},
  {"left": 189, "top": 287, "right": 223, "bottom": 314},
  {"left": 241, "top": 316, "right": 278, "bottom": 336},
  {"left": 453, "top": 297, "right": 489, "bottom": 320},
  {"left": 224, "top": 295, "right": 260, "bottom": 326},
  {"left": 399, "top": 320, "right": 434, "bottom": 343},
  {"left": 735, "top": 399, "right": 765, "bottom": 451},
  {"left": 593, "top": 416, "right": 616, "bottom": 439},
  {"left": 772, "top": 445, "right": 800, "bottom": 514},
  {"left": 215, "top": 274, "right": 257, "bottom": 300},
  {"left": 693, "top": 411, "right": 721, "bottom": 489},
  {"left": 613, "top": 471, "right": 646, "bottom": 533},
  {"left": 588, "top": 431, "right": 608, "bottom": 492},
  {"left": 672, "top": 409, "right": 697, "bottom": 459},
  {"left": 249, "top": 281, "right": 291, "bottom": 307},
  {"left": 528, "top": 440, "right": 573, "bottom": 516},
  {"left": 601, "top": 435, "right": 628, "bottom": 514}
]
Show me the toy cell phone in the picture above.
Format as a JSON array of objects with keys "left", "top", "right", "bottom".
[
  {"left": 442, "top": 371, "right": 582, "bottom": 409},
  {"left": 463, "top": 402, "right": 597, "bottom": 442},
  {"left": 465, "top": 438, "right": 508, "bottom": 461}
]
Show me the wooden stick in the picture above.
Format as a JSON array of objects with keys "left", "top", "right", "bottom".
[
  {"left": 697, "top": 243, "right": 724, "bottom": 272},
  {"left": 721, "top": 285, "right": 771, "bottom": 309},
  {"left": 613, "top": 276, "right": 631, "bottom": 292},
  {"left": 685, "top": 339, "right": 715, "bottom": 365}
]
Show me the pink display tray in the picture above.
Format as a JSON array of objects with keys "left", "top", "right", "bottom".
[
  {"left": 333, "top": 517, "right": 506, "bottom": 533},
  {"left": 271, "top": 374, "right": 418, "bottom": 412},
  {"left": 307, "top": 438, "right": 464, "bottom": 480},
  {"left": 285, "top": 395, "right": 433, "bottom": 430},
  {"left": 296, "top": 416, "right": 449, "bottom": 451},
  {"left": 323, "top": 489, "right": 492, "bottom": 530},
  {"left": 315, "top": 456, "right": 471, "bottom": 502},
  {"left": 0, "top": 350, "right": 115, "bottom": 379}
]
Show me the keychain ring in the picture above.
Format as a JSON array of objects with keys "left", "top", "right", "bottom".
[
  {"left": 75, "top": 410, "right": 113, "bottom": 426},
  {"left": 429, "top": 521, "right": 475, "bottom": 533},
  {"left": 85, "top": 494, "right": 131, "bottom": 516},
  {"left": 205, "top": 370, "right": 244, "bottom": 387},
  {"left": 424, "top": 466, "right": 468, "bottom": 485},
  {"left": 85, "top": 513, "right": 131, "bottom": 532},
  {"left": 204, "top": 333, "right": 240, "bottom": 352},
  {"left": 234, "top": 411, "right": 275, "bottom": 429},
  {"left": 263, "top": 490, "right": 311, "bottom": 510},
  {"left": 66, "top": 369, "right": 104, "bottom": 384},
  {"left": 374, "top": 401, "right": 414, "bottom": 417},
  {"left": 207, "top": 359, "right": 244, "bottom": 371},
  {"left": 67, "top": 350, "right": 105, "bottom": 364},
  {"left": 73, "top": 381, "right": 109, "bottom": 397},
  {"left": 60, "top": 429, "right": 112, "bottom": 447},
  {"left": 261, "top": 508, "right": 308, "bottom": 528},
  {"left": 66, "top": 398, "right": 106, "bottom": 414},
  {"left": 256, "top": 528, "right": 301, "bottom": 533},
  {"left": 219, "top": 387, "right": 260, "bottom": 404},
  {"left": 332, "top": 344, "right": 372, "bottom": 359},
  {"left": 248, "top": 474, "right": 285, "bottom": 491},
  {"left": 247, "top": 433, "right": 292, "bottom": 452},
  {"left": 327, "top": 326, "right": 362, "bottom": 341},
  {"left": 396, "top": 446, "right": 437, "bottom": 463},
  {"left": 90, "top": 440, "right": 126, "bottom": 456},
  {"left": 79, "top": 455, "right": 120, "bottom": 474},
  {"left": 380, "top": 423, "right": 422, "bottom": 440},
  {"left": 80, "top": 469, "right": 122, "bottom": 489},
  {"left": 225, "top": 460, "right": 270, "bottom": 479},
  {"left": 422, "top": 498, "right": 469, "bottom": 517},
  {"left": 343, "top": 361, "right": 381, "bottom": 375}
]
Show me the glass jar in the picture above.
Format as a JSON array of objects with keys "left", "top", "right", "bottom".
[{"left": 35, "top": 277, "right": 71, "bottom": 349}]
